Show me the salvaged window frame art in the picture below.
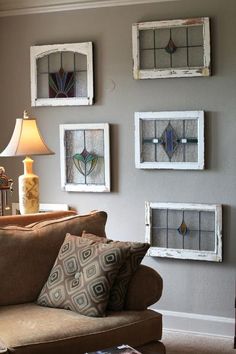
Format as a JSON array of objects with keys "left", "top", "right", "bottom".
[
  {"left": 30, "top": 42, "right": 93, "bottom": 106},
  {"left": 135, "top": 111, "right": 204, "bottom": 170},
  {"left": 132, "top": 17, "right": 211, "bottom": 79},
  {"left": 60, "top": 123, "right": 110, "bottom": 192},
  {"left": 145, "top": 202, "right": 222, "bottom": 262}
]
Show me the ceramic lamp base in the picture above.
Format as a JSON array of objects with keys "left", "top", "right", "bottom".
[{"left": 18, "top": 157, "right": 39, "bottom": 214}]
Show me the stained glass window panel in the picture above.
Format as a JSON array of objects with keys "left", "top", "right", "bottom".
[
  {"left": 139, "top": 25, "right": 204, "bottom": 70},
  {"left": 60, "top": 124, "right": 110, "bottom": 193},
  {"left": 135, "top": 111, "right": 204, "bottom": 169},
  {"left": 31, "top": 42, "right": 93, "bottom": 106},
  {"left": 140, "top": 50, "right": 155, "bottom": 69},
  {"left": 133, "top": 17, "right": 211, "bottom": 79},
  {"left": 65, "top": 129, "right": 104, "bottom": 186},
  {"left": 140, "top": 29, "right": 154, "bottom": 49},
  {"left": 36, "top": 51, "right": 87, "bottom": 100},
  {"left": 48, "top": 52, "right": 61, "bottom": 72},
  {"left": 145, "top": 202, "right": 222, "bottom": 262}
]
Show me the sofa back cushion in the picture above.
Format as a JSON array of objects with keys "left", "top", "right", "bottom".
[
  {"left": 0, "top": 210, "right": 76, "bottom": 227},
  {"left": 0, "top": 212, "right": 107, "bottom": 306}
]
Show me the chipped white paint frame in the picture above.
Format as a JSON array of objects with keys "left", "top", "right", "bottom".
[
  {"left": 132, "top": 17, "right": 211, "bottom": 79},
  {"left": 30, "top": 42, "right": 93, "bottom": 106},
  {"left": 145, "top": 202, "right": 222, "bottom": 262},
  {"left": 135, "top": 111, "right": 204, "bottom": 170},
  {"left": 60, "top": 123, "right": 110, "bottom": 192}
]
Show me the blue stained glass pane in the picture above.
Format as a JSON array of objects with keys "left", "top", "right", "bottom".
[{"left": 161, "top": 123, "right": 177, "bottom": 159}]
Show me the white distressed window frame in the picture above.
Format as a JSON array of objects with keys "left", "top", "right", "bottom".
[
  {"left": 60, "top": 123, "right": 110, "bottom": 192},
  {"left": 145, "top": 202, "right": 222, "bottom": 262},
  {"left": 30, "top": 42, "right": 94, "bottom": 106},
  {"left": 135, "top": 110, "right": 204, "bottom": 170},
  {"left": 132, "top": 17, "right": 211, "bottom": 79}
]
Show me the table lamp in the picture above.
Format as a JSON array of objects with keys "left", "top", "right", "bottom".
[{"left": 0, "top": 111, "right": 54, "bottom": 214}]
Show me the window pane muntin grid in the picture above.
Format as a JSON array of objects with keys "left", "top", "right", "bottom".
[
  {"left": 141, "top": 118, "right": 198, "bottom": 163},
  {"left": 151, "top": 208, "right": 215, "bottom": 252},
  {"left": 65, "top": 129, "right": 105, "bottom": 186},
  {"left": 139, "top": 24, "right": 204, "bottom": 70},
  {"left": 37, "top": 51, "right": 88, "bottom": 99}
]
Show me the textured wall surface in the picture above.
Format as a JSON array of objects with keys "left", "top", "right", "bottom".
[{"left": 0, "top": 0, "right": 235, "bottom": 318}]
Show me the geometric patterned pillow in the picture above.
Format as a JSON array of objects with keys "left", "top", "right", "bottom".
[
  {"left": 106, "top": 240, "right": 150, "bottom": 311},
  {"left": 37, "top": 233, "right": 130, "bottom": 317},
  {"left": 82, "top": 232, "right": 150, "bottom": 311}
]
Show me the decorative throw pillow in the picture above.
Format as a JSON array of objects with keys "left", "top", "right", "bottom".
[
  {"left": 82, "top": 232, "right": 150, "bottom": 311},
  {"left": 107, "top": 241, "right": 150, "bottom": 311},
  {"left": 37, "top": 233, "right": 130, "bottom": 317}
]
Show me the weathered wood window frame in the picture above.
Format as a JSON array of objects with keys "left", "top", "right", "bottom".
[
  {"left": 60, "top": 123, "right": 110, "bottom": 192},
  {"left": 145, "top": 202, "right": 222, "bottom": 262},
  {"left": 135, "top": 111, "right": 204, "bottom": 170},
  {"left": 30, "top": 42, "right": 93, "bottom": 106},
  {"left": 132, "top": 17, "right": 211, "bottom": 79}
]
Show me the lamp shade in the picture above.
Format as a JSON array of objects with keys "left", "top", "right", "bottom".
[{"left": 0, "top": 114, "right": 53, "bottom": 157}]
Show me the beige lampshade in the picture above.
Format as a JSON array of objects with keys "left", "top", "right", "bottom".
[{"left": 1, "top": 113, "right": 54, "bottom": 157}]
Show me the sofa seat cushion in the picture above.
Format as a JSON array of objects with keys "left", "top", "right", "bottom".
[{"left": 0, "top": 303, "right": 162, "bottom": 354}]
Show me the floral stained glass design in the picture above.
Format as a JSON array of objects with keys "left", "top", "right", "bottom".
[
  {"left": 60, "top": 123, "right": 110, "bottom": 193},
  {"left": 73, "top": 148, "right": 98, "bottom": 181},
  {"left": 64, "top": 128, "right": 105, "bottom": 187}
]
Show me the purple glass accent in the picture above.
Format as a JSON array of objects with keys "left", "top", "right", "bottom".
[{"left": 161, "top": 123, "right": 178, "bottom": 159}]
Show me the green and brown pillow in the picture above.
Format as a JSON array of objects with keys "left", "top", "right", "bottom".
[
  {"left": 82, "top": 232, "right": 150, "bottom": 311},
  {"left": 37, "top": 233, "right": 130, "bottom": 317}
]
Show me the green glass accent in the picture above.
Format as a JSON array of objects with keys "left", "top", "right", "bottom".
[{"left": 73, "top": 148, "right": 98, "bottom": 177}]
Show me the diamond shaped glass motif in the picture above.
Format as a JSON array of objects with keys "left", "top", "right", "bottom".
[
  {"left": 165, "top": 38, "right": 177, "bottom": 54},
  {"left": 161, "top": 122, "right": 178, "bottom": 159},
  {"left": 178, "top": 220, "right": 189, "bottom": 236}
]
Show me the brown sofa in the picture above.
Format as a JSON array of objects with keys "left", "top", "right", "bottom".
[{"left": 0, "top": 210, "right": 165, "bottom": 354}]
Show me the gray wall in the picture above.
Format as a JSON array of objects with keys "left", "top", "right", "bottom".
[{"left": 0, "top": 0, "right": 235, "bottom": 318}]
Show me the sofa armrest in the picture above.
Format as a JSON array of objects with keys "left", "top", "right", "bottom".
[{"left": 125, "top": 265, "right": 163, "bottom": 310}]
